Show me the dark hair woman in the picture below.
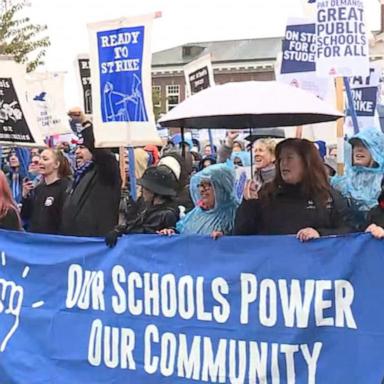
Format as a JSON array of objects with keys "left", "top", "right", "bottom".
[
  {"left": 0, "top": 170, "right": 22, "bottom": 230},
  {"left": 21, "top": 148, "right": 72, "bottom": 234},
  {"left": 234, "top": 139, "right": 353, "bottom": 241}
]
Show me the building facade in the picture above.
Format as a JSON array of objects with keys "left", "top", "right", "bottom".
[{"left": 151, "top": 37, "right": 283, "bottom": 115}]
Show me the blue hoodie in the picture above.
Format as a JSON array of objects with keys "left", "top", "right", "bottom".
[
  {"left": 331, "top": 127, "right": 384, "bottom": 215},
  {"left": 176, "top": 164, "right": 238, "bottom": 235}
]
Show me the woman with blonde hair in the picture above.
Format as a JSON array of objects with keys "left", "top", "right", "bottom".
[
  {"left": 252, "top": 138, "right": 277, "bottom": 187},
  {"left": 21, "top": 148, "right": 72, "bottom": 234},
  {"left": 0, "top": 170, "right": 22, "bottom": 230},
  {"left": 218, "top": 131, "right": 277, "bottom": 188}
]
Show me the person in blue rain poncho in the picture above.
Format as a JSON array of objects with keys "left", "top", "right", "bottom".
[
  {"left": 331, "top": 127, "right": 384, "bottom": 228},
  {"left": 159, "top": 163, "right": 238, "bottom": 238},
  {"left": 231, "top": 151, "right": 251, "bottom": 167}
]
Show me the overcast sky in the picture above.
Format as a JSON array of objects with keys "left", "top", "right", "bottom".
[{"left": 27, "top": 0, "right": 381, "bottom": 105}]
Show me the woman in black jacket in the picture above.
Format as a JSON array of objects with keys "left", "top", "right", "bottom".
[
  {"left": 21, "top": 148, "right": 71, "bottom": 234},
  {"left": 234, "top": 138, "right": 354, "bottom": 241}
]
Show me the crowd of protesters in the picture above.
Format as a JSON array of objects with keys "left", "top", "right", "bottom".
[{"left": 0, "top": 107, "right": 384, "bottom": 245}]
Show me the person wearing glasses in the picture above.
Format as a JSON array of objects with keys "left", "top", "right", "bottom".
[{"left": 159, "top": 163, "right": 238, "bottom": 239}]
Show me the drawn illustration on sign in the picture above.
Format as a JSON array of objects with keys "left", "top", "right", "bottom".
[
  {"left": 0, "top": 100, "right": 23, "bottom": 124},
  {"left": 102, "top": 74, "right": 147, "bottom": 122}
]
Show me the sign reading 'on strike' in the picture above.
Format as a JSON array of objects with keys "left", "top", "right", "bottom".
[{"left": 0, "top": 231, "right": 384, "bottom": 383}]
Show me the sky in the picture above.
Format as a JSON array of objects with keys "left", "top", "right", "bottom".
[{"left": 26, "top": 0, "right": 382, "bottom": 105}]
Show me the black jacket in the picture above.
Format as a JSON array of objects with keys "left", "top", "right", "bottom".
[
  {"left": 116, "top": 197, "right": 179, "bottom": 234},
  {"left": 234, "top": 184, "right": 354, "bottom": 236},
  {"left": 60, "top": 125, "right": 121, "bottom": 237},
  {"left": 21, "top": 178, "right": 70, "bottom": 234},
  {"left": 367, "top": 205, "right": 384, "bottom": 227},
  {"left": 0, "top": 208, "right": 21, "bottom": 231}
]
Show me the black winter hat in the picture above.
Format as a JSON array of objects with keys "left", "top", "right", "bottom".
[{"left": 138, "top": 165, "right": 178, "bottom": 197}]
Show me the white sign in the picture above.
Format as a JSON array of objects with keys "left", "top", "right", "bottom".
[
  {"left": 88, "top": 13, "right": 161, "bottom": 147},
  {"left": 183, "top": 54, "right": 215, "bottom": 97},
  {"left": 276, "top": 18, "right": 331, "bottom": 101},
  {"left": 0, "top": 60, "right": 45, "bottom": 147},
  {"left": 316, "top": 1, "right": 369, "bottom": 77},
  {"left": 27, "top": 72, "right": 71, "bottom": 136}
]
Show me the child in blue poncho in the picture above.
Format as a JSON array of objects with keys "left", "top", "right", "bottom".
[{"left": 159, "top": 163, "right": 238, "bottom": 238}]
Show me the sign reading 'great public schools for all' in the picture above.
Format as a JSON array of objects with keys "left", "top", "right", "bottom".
[{"left": 316, "top": 1, "right": 369, "bottom": 77}]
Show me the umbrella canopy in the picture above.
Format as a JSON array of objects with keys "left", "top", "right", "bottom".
[{"left": 158, "top": 81, "right": 343, "bottom": 129}]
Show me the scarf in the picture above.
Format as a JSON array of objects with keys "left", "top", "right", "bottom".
[{"left": 74, "top": 161, "right": 94, "bottom": 188}]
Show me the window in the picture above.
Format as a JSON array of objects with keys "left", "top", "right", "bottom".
[
  {"left": 152, "top": 85, "right": 161, "bottom": 108},
  {"left": 166, "top": 85, "right": 180, "bottom": 111}
]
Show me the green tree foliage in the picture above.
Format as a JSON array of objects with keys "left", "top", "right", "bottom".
[{"left": 0, "top": 0, "right": 50, "bottom": 72}]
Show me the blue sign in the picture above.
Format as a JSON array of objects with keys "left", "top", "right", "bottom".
[
  {"left": 97, "top": 26, "right": 148, "bottom": 123},
  {"left": 347, "top": 87, "right": 378, "bottom": 117},
  {"left": 281, "top": 23, "right": 316, "bottom": 74},
  {"left": 0, "top": 231, "right": 384, "bottom": 383}
]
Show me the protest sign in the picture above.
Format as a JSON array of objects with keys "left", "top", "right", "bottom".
[
  {"left": 27, "top": 72, "right": 71, "bottom": 136},
  {"left": 234, "top": 165, "right": 252, "bottom": 202},
  {"left": 88, "top": 13, "right": 161, "bottom": 147},
  {"left": 0, "top": 60, "right": 45, "bottom": 146},
  {"left": 0, "top": 231, "right": 384, "bottom": 383},
  {"left": 281, "top": 20, "right": 316, "bottom": 74},
  {"left": 77, "top": 55, "right": 93, "bottom": 115},
  {"left": 277, "top": 18, "right": 331, "bottom": 101},
  {"left": 316, "top": 1, "right": 369, "bottom": 77},
  {"left": 183, "top": 54, "right": 215, "bottom": 97},
  {"left": 276, "top": 18, "right": 337, "bottom": 145},
  {"left": 345, "top": 65, "right": 381, "bottom": 135}
]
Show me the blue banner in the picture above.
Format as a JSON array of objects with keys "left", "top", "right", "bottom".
[
  {"left": 97, "top": 26, "right": 148, "bottom": 123},
  {"left": 0, "top": 231, "right": 384, "bottom": 383},
  {"left": 281, "top": 23, "right": 316, "bottom": 74}
]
